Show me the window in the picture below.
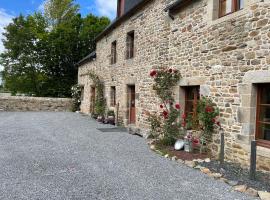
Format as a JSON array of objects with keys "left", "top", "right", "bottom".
[
  {"left": 256, "top": 84, "right": 270, "bottom": 148},
  {"left": 126, "top": 31, "right": 134, "bottom": 59},
  {"left": 110, "top": 86, "right": 116, "bottom": 107},
  {"left": 219, "top": 0, "right": 244, "bottom": 18},
  {"left": 111, "top": 41, "right": 117, "bottom": 64},
  {"left": 185, "top": 86, "right": 200, "bottom": 119}
]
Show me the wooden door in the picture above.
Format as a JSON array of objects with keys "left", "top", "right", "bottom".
[
  {"left": 129, "top": 86, "right": 136, "bottom": 124},
  {"left": 90, "top": 87, "right": 96, "bottom": 113}
]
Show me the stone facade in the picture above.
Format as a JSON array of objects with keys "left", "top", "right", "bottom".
[
  {"left": 0, "top": 96, "right": 72, "bottom": 112},
  {"left": 78, "top": 0, "right": 270, "bottom": 172}
]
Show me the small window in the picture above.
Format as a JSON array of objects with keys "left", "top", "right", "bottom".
[
  {"left": 185, "top": 86, "right": 200, "bottom": 119},
  {"left": 256, "top": 84, "right": 270, "bottom": 148},
  {"left": 111, "top": 41, "right": 117, "bottom": 64},
  {"left": 110, "top": 86, "right": 116, "bottom": 107},
  {"left": 126, "top": 31, "right": 134, "bottom": 59},
  {"left": 219, "top": 0, "right": 243, "bottom": 18}
]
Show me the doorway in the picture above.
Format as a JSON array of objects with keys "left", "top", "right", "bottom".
[
  {"left": 128, "top": 85, "right": 136, "bottom": 124},
  {"left": 90, "top": 86, "right": 96, "bottom": 113}
]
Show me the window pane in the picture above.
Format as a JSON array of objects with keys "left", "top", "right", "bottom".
[
  {"left": 260, "top": 85, "right": 270, "bottom": 104},
  {"left": 220, "top": 0, "right": 233, "bottom": 16},
  {"left": 185, "top": 86, "right": 200, "bottom": 114},
  {"left": 239, "top": 0, "right": 244, "bottom": 9},
  {"left": 257, "top": 123, "right": 270, "bottom": 141},
  {"left": 259, "top": 106, "right": 270, "bottom": 122}
]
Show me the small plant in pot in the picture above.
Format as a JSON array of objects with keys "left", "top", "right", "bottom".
[{"left": 104, "top": 110, "right": 115, "bottom": 125}]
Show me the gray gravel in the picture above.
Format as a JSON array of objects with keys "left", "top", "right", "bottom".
[{"left": 0, "top": 112, "right": 256, "bottom": 200}]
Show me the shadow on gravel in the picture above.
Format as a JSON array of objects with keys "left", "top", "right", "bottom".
[{"left": 97, "top": 127, "right": 128, "bottom": 132}]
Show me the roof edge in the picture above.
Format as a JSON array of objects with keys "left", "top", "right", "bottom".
[
  {"left": 76, "top": 51, "right": 96, "bottom": 67},
  {"left": 95, "top": 0, "right": 153, "bottom": 42}
]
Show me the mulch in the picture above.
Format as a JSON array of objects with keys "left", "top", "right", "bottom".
[{"left": 166, "top": 146, "right": 210, "bottom": 161}]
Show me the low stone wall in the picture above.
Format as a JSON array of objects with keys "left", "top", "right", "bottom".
[{"left": 0, "top": 96, "right": 72, "bottom": 112}]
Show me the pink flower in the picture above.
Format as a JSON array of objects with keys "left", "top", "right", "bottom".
[
  {"left": 175, "top": 103, "right": 181, "bottom": 110},
  {"left": 150, "top": 69, "right": 157, "bottom": 77},
  {"left": 182, "top": 114, "right": 187, "bottom": 119},
  {"left": 173, "top": 69, "right": 178, "bottom": 73}
]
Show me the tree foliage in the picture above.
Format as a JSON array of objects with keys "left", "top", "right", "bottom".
[{"left": 0, "top": 1, "right": 110, "bottom": 97}]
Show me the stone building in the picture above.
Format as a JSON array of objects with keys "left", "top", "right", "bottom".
[{"left": 78, "top": 0, "right": 270, "bottom": 172}]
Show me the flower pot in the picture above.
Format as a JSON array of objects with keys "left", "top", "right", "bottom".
[{"left": 184, "top": 140, "right": 192, "bottom": 152}]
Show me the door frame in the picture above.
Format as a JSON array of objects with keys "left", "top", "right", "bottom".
[
  {"left": 127, "top": 85, "right": 136, "bottom": 124},
  {"left": 90, "top": 86, "right": 96, "bottom": 113}
]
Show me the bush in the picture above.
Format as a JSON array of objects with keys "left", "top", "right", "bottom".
[
  {"left": 71, "top": 84, "right": 82, "bottom": 112},
  {"left": 197, "top": 96, "right": 220, "bottom": 143}
]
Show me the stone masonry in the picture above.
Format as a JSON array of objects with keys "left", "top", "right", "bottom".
[
  {"left": 78, "top": 0, "right": 270, "bottom": 172},
  {"left": 0, "top": 96, "right": 72, "bottom": 112}
]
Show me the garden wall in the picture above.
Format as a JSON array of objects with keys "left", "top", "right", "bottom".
[{"left": 0, "top": 96, "right": 72, "bottom": 112}]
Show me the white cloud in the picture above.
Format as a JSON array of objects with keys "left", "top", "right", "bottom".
[
  {"left": 0, "top": 8, "right": 13, "bottom": 71},
  {"left": 95, "top": 0, "right": 117, "bottom": 20}
]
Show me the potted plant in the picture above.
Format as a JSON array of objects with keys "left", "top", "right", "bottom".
[{"left": 104, "top": 110, "right": 115, "bottom": 125}]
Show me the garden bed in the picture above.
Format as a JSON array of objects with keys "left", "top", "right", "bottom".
[
  {"left": 154, "top": 142, "right": 210, "bottom": 161},
  {"left": 201, "top": 160, "right": 270, "bottom": 192}
]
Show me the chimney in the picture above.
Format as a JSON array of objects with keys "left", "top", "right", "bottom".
[{"left": 117, "top": 0, "right": 125, "bottom": 17}]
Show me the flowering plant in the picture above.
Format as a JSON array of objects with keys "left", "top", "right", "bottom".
[
  {"left": 150, "top": 68, "right": 181, "bottom": 102},
  {"left": 148, "top": 67, "right": 182, "bottom": 145},
  {"left": 71, "top": 84, "right": 83, "bottom": 112},
  {"left": 197, "top": 96, "right": 220, "bottom": 144}
]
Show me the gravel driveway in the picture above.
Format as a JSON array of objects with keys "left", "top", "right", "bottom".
[{"left": 0, "top": 112, "right": 256, "bottom": 200}]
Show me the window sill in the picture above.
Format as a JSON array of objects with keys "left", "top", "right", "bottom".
[
  {"left": 257, "top": 139, "right": 270, "bottom": 149},
  {"left": 207, "top": 8, "right": 247, "bottom": 27}
]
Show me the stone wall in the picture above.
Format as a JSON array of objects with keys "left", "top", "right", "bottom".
[
  {"left": 0, "top": 96, "right": 72, "bottom": 112},
  {"left": 78, "top": 0, "right": 270, "bottom": 172}
]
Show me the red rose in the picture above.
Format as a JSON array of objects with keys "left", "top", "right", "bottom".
[
  {"left": 212, "top": 118, "right": 216, "bottom": 123},
  {"left": 175, "top": 103, "right": 181, "bottom": 110},
  {"left": 163, "top": 110, "right": 168, "bottom": 117},
  {"left": 181, "top": 122, "right": 186, "bottom": 127},
  {"left": 182, "top": 114, "right": 187, "bottom": 119},
  {"left": 193, "top": 138, "right": 199, "bottom": 144},
  {"left": 169, "top": 68, "right": 173, "bottom": 73},
  {"left": 150, "top": 70, "right": 157, "bottom": 77},
  {"left": 205, "top": 106, "right": 213, "bottom": 113},
  {"left": 217, "top": 121, "right": 221, "bottom": 127},
  {"left": 160, "top": 104, "right": 164, "bottom": 109},
  {"left": 173, "top": 69, "right": 178, "bottom": 73}
]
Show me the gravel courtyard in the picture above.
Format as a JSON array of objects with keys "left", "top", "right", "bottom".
[{"left": 0, "top": 112, "right": 256, "bottom": 200}]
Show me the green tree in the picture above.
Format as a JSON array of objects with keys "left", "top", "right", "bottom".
[
  {"left": 44, "top": 0, "right": 79, "bottom": 26},
  {"left": 0, "top": 0, "right": 110, "bottom": 97},
  {"left": 1, "top": 14, "right": 48, "bottom": 96}
]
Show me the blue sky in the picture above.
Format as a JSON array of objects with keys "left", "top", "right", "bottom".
[
  {"left": 0, "top": 0, "right": 117, "bottom": 19},
  {"left": 0, "top": 0, "right": 117, "bottom": 71}
]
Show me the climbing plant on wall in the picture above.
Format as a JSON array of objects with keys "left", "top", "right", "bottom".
[
  {"left": 88, "top": 71, "right": 106, "bottom": 116},
  {"left": 148, "top": 68, "right": 183, "bottom": 145}
]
